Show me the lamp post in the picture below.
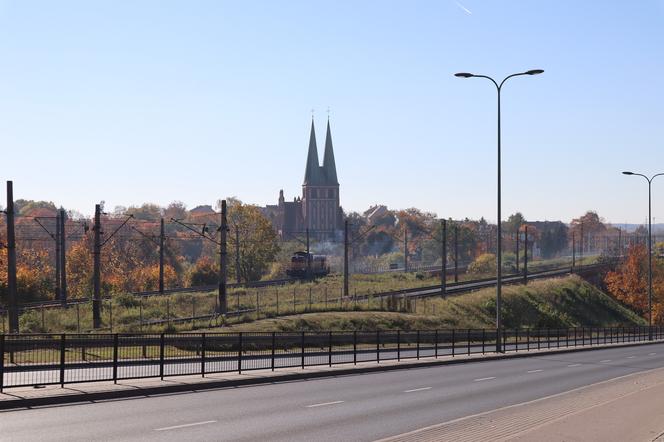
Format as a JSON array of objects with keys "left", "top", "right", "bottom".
[
  {"left": 622, "top": 171, "right": 664, "bottom": 338},
  {"left": 455, "top": 69, "right": 543, "bottom": 352}
]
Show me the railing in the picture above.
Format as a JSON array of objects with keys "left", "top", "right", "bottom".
[{"left": 1, "top": 326, "right": 661, "bottom": 391}]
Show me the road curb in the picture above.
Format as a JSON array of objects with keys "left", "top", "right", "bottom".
[{"left": 1, "top": 339, "right": 661, "bottom": 411}]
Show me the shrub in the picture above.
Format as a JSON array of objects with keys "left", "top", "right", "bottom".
[
  {"left": 188, "top": 256, "right": 218, "bottom": 286},
  {"left": 468, "top": 253, "right": 497, "bottom": 275}
]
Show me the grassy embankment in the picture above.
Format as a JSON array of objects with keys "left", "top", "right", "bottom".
[
  {"left": 210, "top": 275, "right": 644, "bottom": 332},
  {"left": 10, "top": 255, "right": 601, "bottom": 334},
  {"left": 4, "top": 275, "right": 642, "bottom": 364}
]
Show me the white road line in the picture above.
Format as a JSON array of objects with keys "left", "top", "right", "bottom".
[
  {"left": 527, "top": 369, "right": 543, "bottom": 373},
  {"left": 567, "top": 364, "right": 582, "bottom": 367},
  {"left": 626, "top": 356, "right": 636, "bottom": 359},
  {"left": 154, "top": 420, "right": 217, "bottom": 431},
  {"left": 306, "top": 401, "right": 345, "bottom": 408},
  {"left": 649, "top": 353, "right": 657, "bottom": 356},
  {"left": 600, "top": 360, "right": 612, "bottom": 363},
  {"left": 404, "top": 387, "right": 432, "bottom": 393},
  {"left": 474, "top": 377, "right": 496, "bottom": 382}
]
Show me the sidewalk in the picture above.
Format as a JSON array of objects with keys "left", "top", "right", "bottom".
[
  {"left": 0, "top": 340, "right": 660, "bottom": 411},
  {"left": 380, "top": 364, "right": 664, "bottom": 442}
]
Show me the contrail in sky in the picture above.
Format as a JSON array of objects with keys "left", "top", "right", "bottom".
[{"left": 455, "top": 1, "right": 473, "bottom": 15}]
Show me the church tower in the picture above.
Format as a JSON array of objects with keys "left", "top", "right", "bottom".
[{"left": 302, "top": 119, "right": 340, "bottom": 238}]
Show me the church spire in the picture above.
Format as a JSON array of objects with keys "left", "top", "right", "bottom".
[
  {"left": 303, "top": 119, "right": 322, "bottom": 185},
  {"left": 322, "top": 119, "right": 338, "bottom": 185}
]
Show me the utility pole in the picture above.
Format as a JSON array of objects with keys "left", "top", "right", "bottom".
[
  {"left": 523, "top": 225, "right": 528, "bottom": 285},
  {"left": 92, "top": 204, "right": 102, "bottom": 329},
  {"left": 59, "top": 208, "right": 67, "bottom": 305},
  {"left": 404, "top": 228, "right": 408, "bottom": 273},
  {"left": 441, "top": 219, "right": 447, "bottom": 295},
  {"left": 235, "top": 226, "right": 241, "bottom": 284},
  {"left": 55, "top": 212, "right": 61, "bottom": 300},
  {"left": 6, "top": 181, "right": 19, "bottom": 333},
  {"left": 343, "top": 220, "right": 349, "bottom": 298},
  {"left": 618, "top": 227, "right": 622, "bottom": 257},
  {"left": 306, "top": 228, "right": 311, "bottom": 280},
  {"left": 572, "top": 232, "right": 576, "bottom": 272},
  {"left": 159, "top": 218, "right": 165, "bottom": 294},
  {"left": 454, "top": 224, "right": 459, "bottom": 283},
  {"left": 219, "top": 200, "right": 228, "bottom": 315},
  {"left": 579, "top": 222, "right": 584, "bottom": 267},
  {"left": 515, "top": 229, "right": 520, "bottom": 272}
]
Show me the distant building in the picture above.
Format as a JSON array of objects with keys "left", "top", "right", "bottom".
[
  {"left": 364, "top": 205, "right": 389, "bottom": 225},
  {"left": 263, "top": 119, "right": 342, "bottom": 240}
]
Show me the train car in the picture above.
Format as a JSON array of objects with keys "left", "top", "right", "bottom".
[{"left": 286, "top": 251, "right": 330, "bottom": 278}]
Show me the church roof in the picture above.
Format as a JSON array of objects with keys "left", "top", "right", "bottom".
[
  {"left": 322, "top": 119, "right": 339, "bottom": 185},
  {"left": 303, "top": 119, "right": 339, "bottom": 186}
]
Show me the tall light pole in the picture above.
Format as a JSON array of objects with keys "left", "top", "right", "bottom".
[
  {"left": 622, "top": 171, "right": 664, "bottom": 338},
  {"left": 455, "top": 69, "right": 544, "bottom": 352}
]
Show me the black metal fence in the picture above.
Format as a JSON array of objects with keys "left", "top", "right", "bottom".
[{"left": 1, "top": 326, "right": 662, "bottom": 391}]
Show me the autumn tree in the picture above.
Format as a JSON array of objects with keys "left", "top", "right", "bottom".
[
  {"left": 605, "top": 244, "right": 664, "bottom": 323},
  {"left": 228, "top": 203, "right": 279, "bottom": 282}
]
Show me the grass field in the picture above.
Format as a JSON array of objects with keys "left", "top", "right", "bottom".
[
  {"left": 204, "top": 275, "right": 644, "bottom": 332},
  {"left": 5, "top": 255, "right": 601, "bottom": 334}
]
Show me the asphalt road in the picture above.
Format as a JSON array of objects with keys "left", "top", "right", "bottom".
[{"left": 3, "top": 341, "right": 664, "bottom": 441}]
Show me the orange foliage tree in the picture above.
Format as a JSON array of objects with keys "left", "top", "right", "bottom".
[{"left": 605, "top": 244, "right": 664, "bottom": 323}]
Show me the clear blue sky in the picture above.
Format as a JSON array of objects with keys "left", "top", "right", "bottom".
[{"left": 1, "top": 0, "right": 663, "bottom": 224}]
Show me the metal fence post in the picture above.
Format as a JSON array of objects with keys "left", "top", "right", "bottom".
[
  {"left": 515, "top": 329, "right": 519, "bottom": 352},
  {"left": 301, "top": 331, "right": 305, "bottom": 369},
  {"left": 397, "top": 330, "right": 401, "bottom": 361},
  {"left": 0, "top": 334, "right": 4, "bottom": 393},
  {"left": 416, "top": 330, "right": 420, "bottom": 360},
  {"left": 435, "top": 330, "right": 439, "bottom": 359},
  {"left": 566, "top": 328, "right": 569, "bottom": 348},
  {"left": 353, "top": 330, "right": 357, "bottom": 365},
  {"left": 547, "top": 328, "right": 551, "bottom": 349},
  {"left": 328, "top": 331, "right": 332, "bottom": 367},
  {"left": 201, "top": 333, "right": 206, "bottom": 377},
  {"left": 376, "top": 330, "right": 380, "bottom": 363},
  {"left": 60, "top": 334, "right": 66, "bottom": 387},
  {"left": 526, "top": 328, "right": 530, "bottom": 351},
  {"left": 159, "top": 334, "right": 165, "bottom": 380},
  {"left": 581, "top": 327, "right": 585, "bottom": 346},
  {"left": 238, "top": 332, "right": 243, "bottom": 374},
  {"left": 483, "top": 329, "right": 486, "bottom": 354},
  {"left": 467, "top": 329, "right": 471, "bottom": 356},
  {"left": 113, "top": 334, "right": 118, "bottom": 384},
  {"left": 452, "top": 329, "right": 455, "bottom": 357},
  {"left": 271, "top": 332, "right": 275, "bottom": 371}
]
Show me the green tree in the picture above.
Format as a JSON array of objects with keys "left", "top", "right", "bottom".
[{"left": 228, "top": 203, "right": 279, "bottom": 282}]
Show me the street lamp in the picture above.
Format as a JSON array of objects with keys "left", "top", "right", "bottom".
[
  {"left": 455, "top": 69, "right": 544, "bottom": 352},
  {"left": 622, "top": 171, "right": 664, "bottom": 338}
]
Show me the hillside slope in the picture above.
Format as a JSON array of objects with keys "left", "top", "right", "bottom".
[{"left": 211, "top": 275, "right": 644, "bottom": 332}]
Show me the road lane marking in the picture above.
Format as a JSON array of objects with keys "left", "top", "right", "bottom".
[
  {"left": 474, "top": 377, "right": 496, "bottom": 382},
  {"left": 155, "top": 420, "right": 217, "bottom": 431},
  {"left": 567, "top": 364, "right": 582, "bottom": 367},
  {"left": 306, "top": 401, "right": 344, "bottom": 408},
  {"left": 527, "top": 369, "right": 543, "bottom": 373},
  {"left": 649, "top": 353, "right": 657, "bottom": 356},
  {"left": 626, "top": 356, "right": 636, "bottom": 359},
  {"left": 375, "top": 366, "right": 664, "bottom": 442},
  {"left": 600, "top": 360, "right": 612, "bottom": 363},
  {"left": 404, "top": 387, "right": 432, "bottom": 393}
]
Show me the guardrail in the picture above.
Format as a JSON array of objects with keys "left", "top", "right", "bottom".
[{"left": 1, "top": 325, "right": 661, "bottom": 391}]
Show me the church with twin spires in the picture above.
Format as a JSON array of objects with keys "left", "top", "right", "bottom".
[{"left": 263, "top": 119, "right": 343, "bottom": 240}]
